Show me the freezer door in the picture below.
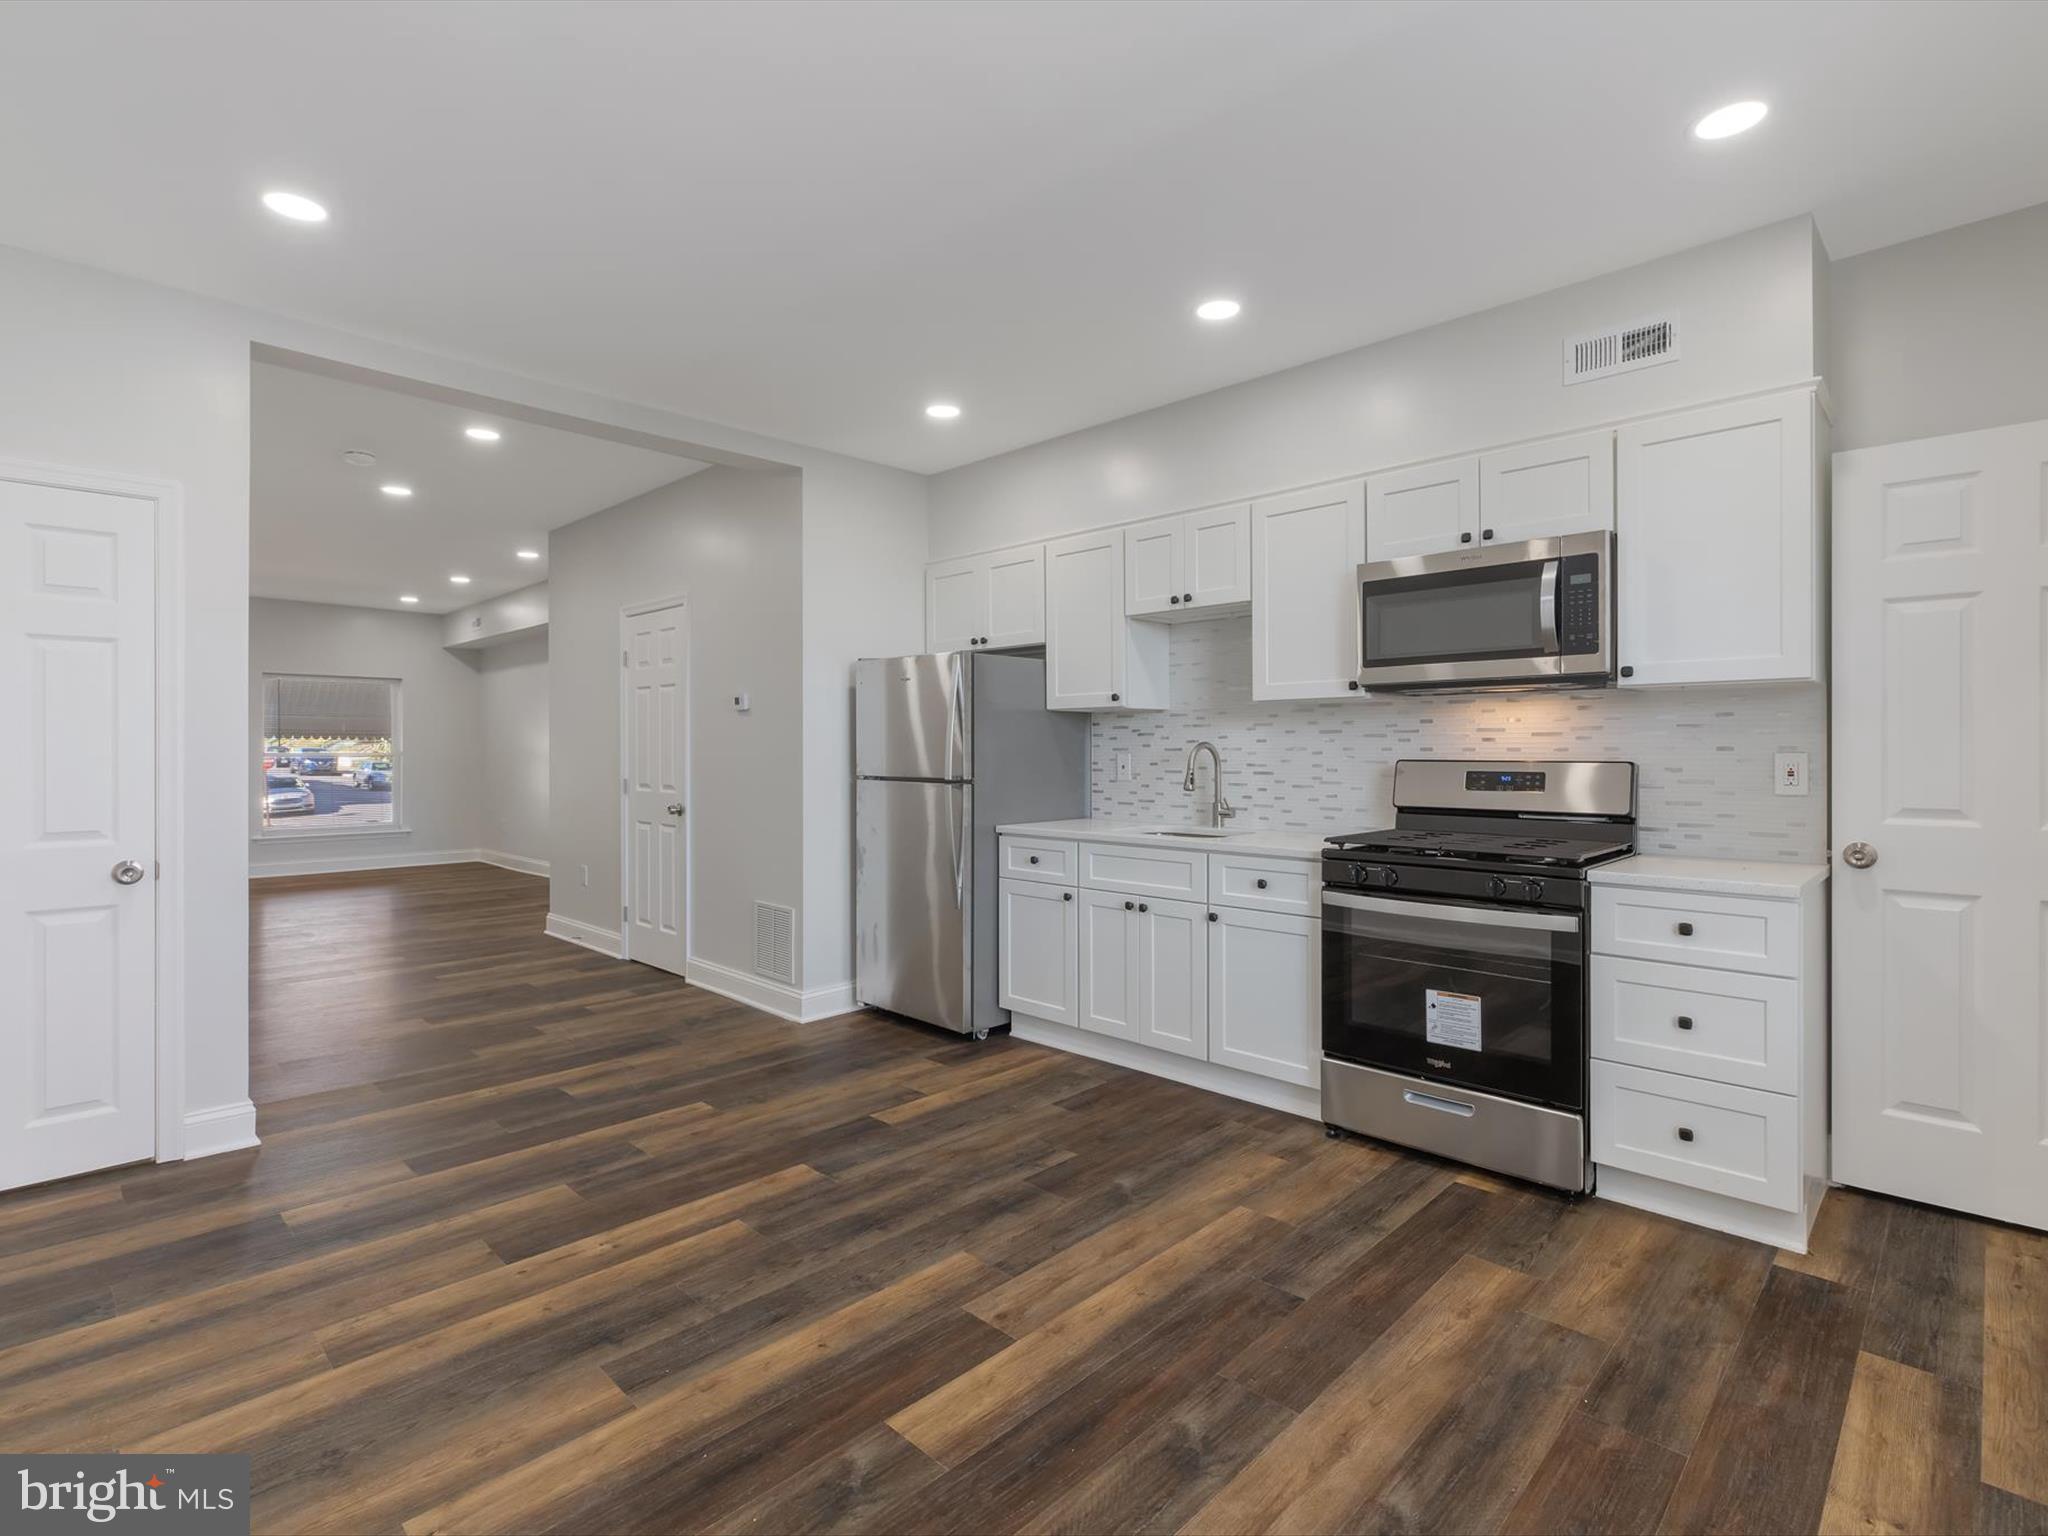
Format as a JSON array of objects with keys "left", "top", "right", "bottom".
[
  {"left": 856, "top": 777, "right": 972, "bottom": 1033},
  {"left": 855, "top": 654, "right": 969, "bottom": 782}
]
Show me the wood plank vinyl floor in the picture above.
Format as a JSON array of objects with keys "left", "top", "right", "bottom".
[{"left": 3, "top": 862, "right": 2044, "bottom": 1534}]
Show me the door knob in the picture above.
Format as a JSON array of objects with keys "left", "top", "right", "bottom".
[
  {"left": 1843, "top": 842, "right": 1878, "bottom": 869},
  {"left": 112, "top": 860, "right": 146, "bottom": 886},
  {"left": 666, "top": 803, "right": 684, "bottom": 817}
]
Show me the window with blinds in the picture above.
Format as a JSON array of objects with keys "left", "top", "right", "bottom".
[{"left": 259, "top": 674, "right": 401, "bottom": 834}]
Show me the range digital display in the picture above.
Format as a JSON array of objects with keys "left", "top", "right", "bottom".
[{"left": 1465, "top": 770, "right": 1548, "bottom": 792}]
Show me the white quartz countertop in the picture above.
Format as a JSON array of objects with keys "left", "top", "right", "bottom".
[
  {"left": 1590, "top": 854, "right": 1830, "bottom": 898},
  {"left": 997, "top": 819, "right": 1331, "bottom": 862}
]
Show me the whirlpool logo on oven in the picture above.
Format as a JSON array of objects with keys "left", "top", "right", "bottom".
[{"left": 4, "top": 1456, "right": 249, "bottom": 1535}]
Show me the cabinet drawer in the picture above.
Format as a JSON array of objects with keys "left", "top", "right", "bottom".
[
  {"left": 1592, "top": 957, "right": 1799, "bottom": 1094},
  {"left": 1592, "top": 1061, "right": 1799, "bottom": 1212},
  {"left": 1080, "top": 842, "right": 1206, "bottom": 900},
  {"left": 1002, "top": 837, "right": 1078, "bottom": 885},
  {"left": 1209, "top": 854, "right": 1319, "bottom": 917},
  {"left": 1592, "top": 886, "right": 1798, "bottom": 977}
]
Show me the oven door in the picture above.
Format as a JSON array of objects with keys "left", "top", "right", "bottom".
[
  {"left": 1355, "top": 532, "right": 1610, "bottom": 688},
  {"left": 1321, "top": 889, "right": 1586, "bottom": 1110}
]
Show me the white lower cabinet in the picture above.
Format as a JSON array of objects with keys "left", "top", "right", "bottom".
[
  {"left": 998, "top": 878, "right": 1076, "bottom": 1028},
  {"left": 1207, "top": 906, "right": 1318, "bottom": 1087},
  {"left": 1001, "top": 834, "right": 1320, "bottom": 1112}
]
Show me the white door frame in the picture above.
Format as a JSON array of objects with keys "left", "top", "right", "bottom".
[
  {"left": 0, "top": 455, "right": 188, "bottom": 1166},
  {"left": 618, "top": 595, "right": 691, "bottom": 969}
]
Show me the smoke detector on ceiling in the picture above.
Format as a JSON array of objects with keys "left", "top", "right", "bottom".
[
  {"left": 1563, "top": 312, "right": 1679, "bottom": 385},
  {"left": 340, "top": 449, "right": 378, "bottom": 468}
]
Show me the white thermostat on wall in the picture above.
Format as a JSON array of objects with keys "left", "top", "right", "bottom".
[{"left": 733, "top": 692, "right": 750, "bottom": 713}]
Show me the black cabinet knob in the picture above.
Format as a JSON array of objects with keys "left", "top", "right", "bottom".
[
  {"left": 1459, "top": 531, "right": 1472, "bottom": 544},
  {"left": 1676, "top": 921, "right": 1695, "bottom": 937},
  {"left": 1676, "top": 1015, "right": 1694, "bottom": 1030},
  {"left": 1169, "top": 595, "right": 1181, "bottom": 604},
  {"left": 1184, "top": 592, "right": 1193, "bottom": 603},
  {"left": 1676, "top": 1127, "right": 1695, "bottom": 1143},
  {"left": 1348, "top": 680, "right": 1360, "bottom": 691},
  {"left": 1482, "top": 528, "right": 1495, "bottom": 540},
  {"left": 1256, "top": 878, "right": 1268, "bottom": 889},
  {"left": 1028, "top": 855, "right": 1039, "bottom": 865},
  {"left": 1207, "top": 912, "right": 1218, "bottom": 922},
  {"left": 1063, "top": 891, "right": 1072, "bottom": 902},
  {"left": 1124, "top": 900, "right": 1134, "bottom": 911},
  {"left": 1109, "top": 692, "right": 1120, "bottom": 702},
  {"left": 1619, "top": 665, "right": 1635, "bottom": 678},
  {"left": 1138, "top": 903, "right": 1149, "bottom": 913}
]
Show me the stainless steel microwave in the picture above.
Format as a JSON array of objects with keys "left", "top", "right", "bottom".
[{"left": 1356, "top": 531, "right": 1613, "bottom": 690}]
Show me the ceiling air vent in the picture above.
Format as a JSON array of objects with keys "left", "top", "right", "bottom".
[
  {"left": 753, "top": 901, "right": 796, "bottom": 986},
  {"left": 1563, "top": 312, "right": 1679, "bottom": 385}
]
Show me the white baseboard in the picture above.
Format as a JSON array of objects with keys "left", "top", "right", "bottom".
[
  {"left": 1596, "top": 1164, "right": 1819, "bottom": 1254},
  {"left": 250, "top": 845, "right": 484, "bottom": 880},
  {"left": 799, "top": 981, "right": 858, "bottom": 1022},
  {"left": 684, "top": 954, "right": 808, "bottom": 1021},
  {"left": 545, "top": 912, "right": 624, "bottom": 958},
  {"left": 478, "top": 849, "right": 550, "bottom": 878},
  {"left": 183, "top": 1100, "right": 260, "bottom": 1159},
  {"left": 1011, "top": 1015, "right": 1322, "bottom": 1121}
]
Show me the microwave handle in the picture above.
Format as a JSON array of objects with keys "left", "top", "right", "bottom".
[{"left": 1538, "top": 558, "right": 1561, "bottom": 655}]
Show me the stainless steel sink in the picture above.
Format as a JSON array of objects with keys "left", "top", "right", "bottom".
[{"left": 1140, "top": 827, "right": 1243, "bottom": 840}]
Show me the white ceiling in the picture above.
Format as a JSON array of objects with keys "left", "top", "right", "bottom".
[
  {"left": 6, "top": 2, "right": 2048, "bottom": 474},
  {"left": 251, "top": 362, "right": 703, "bottom": 612}
]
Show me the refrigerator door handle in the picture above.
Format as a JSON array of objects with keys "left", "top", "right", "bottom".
[
  {"left": 949, "top": 652, "right": 967, "bottom": 783},
  {"left": 951, "top": 784, "right": 967, "bottom": 908}
]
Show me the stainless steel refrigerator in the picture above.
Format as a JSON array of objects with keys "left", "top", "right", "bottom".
[{"left": 855, "top": 652, "right": 1089, "bottom": 1036}]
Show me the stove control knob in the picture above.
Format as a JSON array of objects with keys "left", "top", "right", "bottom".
[
  {"left": 1379, "top": 866, "right": 1401, "bottom": 889},
  {"left": 1521, "top": 879, "right": 1545, "bottom": 902},
  {"left": 1487, "top": 876, "right": 1509, "bottom": 898}
]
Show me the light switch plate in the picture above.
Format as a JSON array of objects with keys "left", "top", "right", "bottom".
[
  {"left": 1114, "top": 750, "right": 1133, "bottom": 783},
  {"left": 1774, "top": 751, "right": 1809, "bottom": 797}
]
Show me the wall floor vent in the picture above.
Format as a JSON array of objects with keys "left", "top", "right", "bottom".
[
  {"left": 1564, "top": 312, "right": 1679, "bottom": 384},
  {"left": 753, "top": 901, "right": 796, "bottom": 986}
]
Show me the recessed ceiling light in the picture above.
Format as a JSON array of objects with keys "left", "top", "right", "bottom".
[
  {"left": 449, "top": 574, "right": 471, "bottom": 585},
  {"left": 516, "top": 549, "right": 541, "bottom": 560},
  {"left": 398, "top": 594, "right": 419, "bottom": 604},
  {"left": 925, "top": 402, "right": 962, "bottom": 421},
  {"left": 261, "top": 190, "right": 329, "bottom": 223},
  {"left": 1692, "top": 100, "right": 1768, "bottom": 140},
  {"left": 380, "top": 484, "right": 413, "bottom": 498},
  {"left": 1195, "top": 298, "right": 1242, "bottom": 322},
  {"left": 340, "top": 448, "right": 377, "bottom": 468},
  {"left": 464, "top": 426, "right": 502, "bottom": 442}
]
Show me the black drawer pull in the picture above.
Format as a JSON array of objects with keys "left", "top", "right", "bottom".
[
  {"left": 1482, "top": 528, "right": 1495, "bottom": 540},
  {"left": 1138, "top": 903, "right": 1149, "bottom": 913},
  {"left": 1169, "top": 594, "right": 1181, "bottom": 604},
  {"left": 1256, "top": 878, "right": 1268, "bottom": 889},
  {"left": 1676, "top": 1127, "right": 1695, "bottom": 1143},
  {"left": 1676, "top": 921, "right": 1695, "bottom": 937},
  {"left": 1028, "top": 855, "right": 1039, "bottom": 865},
  {"left": 1183, "top": 592, "right": 1193, "bottom": 603},
  {"left": 1063, "top": 891, "right": 1072, "bottom": 902},
  {"left": 1109, "top": 692, "right": 1120, "bottom": 702},
  {"left": 1676, "top": 1015, "right": 1694, "bottom": 1031},
  {"left": 1124, "top": 901, "right": 1134, "bottom": 911},
  {"left": 1207, "top": 912, "right": 1218, "bottom": 922},
  {"left": 1348, "top": 680, "right": 1361, "bottom": 691},
  {"left": 1459, "top": 531, "right": 1472, "bottom": 544}
]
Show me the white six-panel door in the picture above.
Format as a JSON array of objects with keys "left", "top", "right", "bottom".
[
  {"left": 2, "top": 477, "right": 157, "bottom": 1190},
  {"left": 1832, "top": 419, "right": 2048, "bottom": 1231},
  {"left": 622, "top": 603, "right": 688, "bottom": 976}
]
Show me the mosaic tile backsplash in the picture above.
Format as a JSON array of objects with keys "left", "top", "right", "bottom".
[{"left": 1089, "top": 617, "right": 1828, "bottom": 863}]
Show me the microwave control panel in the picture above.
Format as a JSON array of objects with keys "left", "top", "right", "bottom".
[{"left": 1556, "top": 554, "right": 1603, "bottom": 655}]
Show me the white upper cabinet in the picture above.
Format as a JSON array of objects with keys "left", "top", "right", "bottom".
[
  {"left": 1251, "top": 480, "right": 1367, "bottom": 700},
  {"left": 1616, "top": 389, "right": 1820, "bottom": 687},
  {"left": 1478, "top": 429, "right": 1615, "bottom": 547},
  {"left": 1123, "top": 504, "right": 1251, "bottom": 619},
  {"left": 1046, "top": 528, "right": 1168, "bottom": 711},
  {"left": 1365, "top": 457, "right": 1479, "bottom": 562},
  {"left": 924, "top": 545, "right": 1045, "bottom": 653}
]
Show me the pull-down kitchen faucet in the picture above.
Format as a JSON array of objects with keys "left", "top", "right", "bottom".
[{"left": 1182, "top": 740, "right": 1235, "bottom": 828}]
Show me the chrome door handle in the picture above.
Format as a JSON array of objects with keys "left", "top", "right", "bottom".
[
  {"left": 112, "top": 860, "right": 146, "bottom": 886},
  {"left": 1843, "top": 842, "right": 1877, "bottom": 869},
  {"left": 1402, "top": 1089, "right": 1476, "bottom": 1118},
  {"left": 666, "top": 803, "right": 684, "bottom": 817},
  {"left": 1537, "top": 559, "right": 1561, "bottom": 654}
]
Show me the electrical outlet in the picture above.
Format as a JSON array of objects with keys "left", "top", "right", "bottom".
[
  {"left": 1114, "top": 750, "right": 1133, "bottom": 783},
  {"left": 1774, "top": 751, "right": 1809, "bottom": 797},
  {"left": 580, "top": 863, "right": 590, "bottom": 887}
]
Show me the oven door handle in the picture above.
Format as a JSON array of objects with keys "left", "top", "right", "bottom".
[
  {"left": 1324, "top": 889, "right": 1582, "bottom": 933},
  {"left": 1538, "top": 558, "right": 1561, "bottom": 655}
]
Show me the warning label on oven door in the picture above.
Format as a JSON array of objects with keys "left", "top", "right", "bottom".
[{"left": 1425, "top": 989, "right": 1482, "bottom": 1051}]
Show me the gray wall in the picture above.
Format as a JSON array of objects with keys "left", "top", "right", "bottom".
[
  {"left": 928, "top": 216, "right": 1823, "bottom": 556},
  {"left": 1829, "top": 199, "right": 2048, "bottom": 452},
  {"left": 474, "top": 631, "right": 550, "bottom": 869},
  {"left": 547, "top": 466, "right": 805, "bottom": 980},
  {"left": 249, "top": 598, "right": 487, "bottom": 870}
]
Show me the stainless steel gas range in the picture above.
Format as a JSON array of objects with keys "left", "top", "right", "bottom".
[{"left": 1319, "top": 759, "right": 1638, "bottom": 1193}]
